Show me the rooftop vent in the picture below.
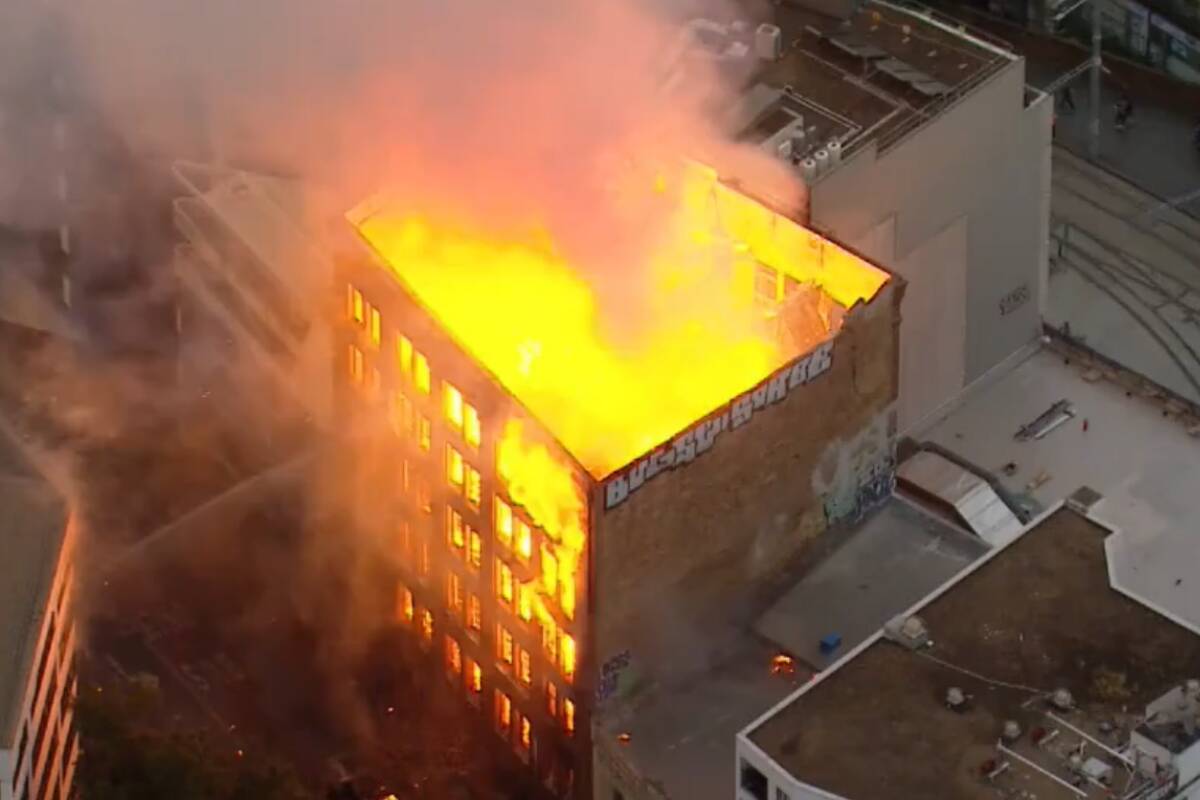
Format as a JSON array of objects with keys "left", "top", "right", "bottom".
[
  {"left": 1051, "top": 688, "right": 1075, "bottom": 711},
  {"left": 755, "top": 23, "right": 783, "bottom": 61},
  {"left": 1067, "top": 485, "right": 1104, "bottom": 515}
]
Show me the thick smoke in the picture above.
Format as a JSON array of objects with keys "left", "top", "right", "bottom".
[{"left": 0, "top": 0, "right": 803, "bottom": 785}]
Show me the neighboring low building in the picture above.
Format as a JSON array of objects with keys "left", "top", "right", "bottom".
[
  {"left": 0, "top": 427, "right": 78, "bottom": 800},
  {"left": 737, "top": 506, "right": 1200, "bottom": 800},
  {"left": 728, "top": 0, "right": 1052, "bottom": 429}
]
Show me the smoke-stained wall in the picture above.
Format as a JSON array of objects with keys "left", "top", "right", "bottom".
[{"left": 589, "top": 278, "right": 902, "bottom": 703}]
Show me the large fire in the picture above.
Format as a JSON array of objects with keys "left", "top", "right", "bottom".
[{"left": 352, "top": 162, "right": 887, "bottom": 477}]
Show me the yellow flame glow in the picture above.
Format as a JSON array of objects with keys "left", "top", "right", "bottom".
[{"left": 353, "top": 162, "right": 887, "bottom": 478}]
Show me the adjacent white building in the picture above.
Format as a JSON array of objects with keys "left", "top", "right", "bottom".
[
  {"left": 0, "top": 428, "right": 77, "bottom": 800},
  {"left": 731, "top": 0, "right": 1053, "bottom": 430}
]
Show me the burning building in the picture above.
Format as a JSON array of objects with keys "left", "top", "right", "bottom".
[
  {"left": 332, "top": 161, "right": 900, "bottom": 798},
  {"left": 169, "top": 152, "right": 900, "bottom": 797}
]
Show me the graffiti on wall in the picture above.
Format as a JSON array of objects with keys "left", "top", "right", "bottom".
[
  {"left": 814, "top": 410, "right": 896, "bottom": 526},
  {"left": 603, "top": 340, "right": 834, "bottom": 510},
  {"left": 595, "top": 650, "right": 632, "bottom": 705}
]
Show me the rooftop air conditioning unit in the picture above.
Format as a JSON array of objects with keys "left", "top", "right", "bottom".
[{"left": 756, "top": 23, "right": 783, "bottom": 60}]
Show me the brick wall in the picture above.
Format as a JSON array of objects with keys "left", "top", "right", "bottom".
[{"left": 590, "top": 280, "right": 902, "bottom": 692}]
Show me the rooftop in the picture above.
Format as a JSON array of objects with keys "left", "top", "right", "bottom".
[
  {"left": 917, "top": 343, "right": 1200, "bottom": 636},
  {"left": 747, "top": 508, "right": 1200, "bottom": 800},
  {"left": 0, "top": 425, "right": 68, "bottom": 743},
  {"left": 598, "top": 497, "right": 988, "bottom": 800},
  {"left": 732, "top": 0, "right": 1018, "bottom": 160}
]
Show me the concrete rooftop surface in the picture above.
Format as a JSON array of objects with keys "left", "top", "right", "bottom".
[
  {"left": 916, "top": 343, "right": 1200, "bottom": 635},
  {"left": 747, "top": 508, "right": 1200, "bottom": 800},
  {"left": 756, "top": 496, "right": 987, "bottom": 668}
]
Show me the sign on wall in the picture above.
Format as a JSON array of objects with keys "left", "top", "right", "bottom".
[{"left": 602, "top": 339, "right": 835, "bottom": 510}]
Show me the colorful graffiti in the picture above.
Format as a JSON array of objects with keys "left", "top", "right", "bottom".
[
  {"left": 595, "top": 650, "right": 633, "bottom": 705},
  {"left": 822, "top": 457, "right": 895, "bottom": 525},
  {"left": 813, "top": 409, "right": 895, "bottom": 527}
]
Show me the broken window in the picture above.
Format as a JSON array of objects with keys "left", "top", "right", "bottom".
[
  {"left": 496, "top": 559, "right": 514, "bottom": 607},
  {"left": 495, "top": 498, "right": 514, "bottom": 549},
  {"left": 445, "top": 636, "right": 462, "bottom": 677},
  {"left": 464, "top": 404, "right": 481, "bottom": 448},
  {"left": 444, "top": 382, "right": 464, "bottom": 429},
  {"left": 414, "top": 352, "right": 431, "bottom": 394},
  {"left": 516, "top": 519, "right": 533, "bottom": 562}
]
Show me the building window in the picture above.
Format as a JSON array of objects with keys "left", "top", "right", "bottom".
[
  {"left": 348, "top": 344, "right": 365, "bottom": 384},
  {"left": 495, "top": 690, "right": 512, "bottom": 736},
  {"left": 541, "top": 545, "right": 558, "bottom": 595},
  {"left": 369, "top": 306, "right": 382, "bottom": 348},
  {"left": 465, "top": 662, "right": 480, "bottom": 695},
  {"left": 542, "top": 620, "right": 558, "bottom": 664},
  {"left": 546, "top": 682, "right": 558, "bottom": 718},
  {"left": 465, "top": 466, "right": 481, "bottom": 509},
  {"left": 560, "top": 633, "right": 576, "bottom": 683},
  {"left": 445, "top": 636, "right": 462, "bottom": 677},
  {"left": 447, "top": 572, "right": 464, "bottom": 616},
  {"left": 390, "top": 392, "right": 413, "bottom": 437},
  {"left": 519, "top": 714, "right": 533, "bottom": 752},
  {"left": 466, "top": 593, "right": 482, "bottom": 633},
  {"left": 517, "top": 582, "right": 534, "bottom": 623},
  {"left": 397, "top": 334, "right": 413, "bottom": 376},
  {"left": 563, "top": 698, "right": 576, "bottom": 736},
  {"left": 416, "top": 481, "right": 432, "bottom": 515},
  {"left": 418, "top": 538, "right": 431, "bottom": 577},
  {"left": 347, "top": 284, "right": 364, "bottom": 324},
  {"left": 468, "top": 529, "right": 483, "bottom": 572},
  {"left": 447, "top": 508, "right": 466, "bottom": 553},
  {"left": 419, "top": 609, "right": 434, "bottom": 645},
  {"left": 516, "top": 519, "right": 533, "bottom": 562},
  {"left": 464, "top": 405, "right": 481, "bottom": 448},
  {"left": 444, "top": 382, "right": 464, "bottom": 429},
  {"left": 739, "top": 760, "right": 768, "bottom": 800},
  {"left": 561, "top": 576, "right": 576, "bottom": 621},
  {"left": 496, "top": 559, "right": 514, "bottom": 607},
  {"left": 775, "top": 789, "right": 791, "bottom": 800},
  {"left": 397, "top": 584, "right": 414, "bottom": 625},
  {"left": 414, "top": 352, "right": 431, "bottom": 394},
  {"left": 368, "top": 367, "right": 382, "bottom": 396},
  {"left": 447, "top": 445, "right": 465, "bottom": 491},
  {"left": 517, "top": 647, "right": 532, "bottom": 687},
  {"left": 417, "top": 415, "right": 432, "bottom": 451},
  {"left": 497, "top": 624, "right": 515, "bottom": 666},
  {"left": 495, "top": 497, "right": 513, "bottom": 548}
]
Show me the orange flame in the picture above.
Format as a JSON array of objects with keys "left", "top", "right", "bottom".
[
  {"left": 497, "top": 420, "right": 585, "bottom": 622},
  {"left": 352, "top": 162, "right": 887, "bottom": 477}
]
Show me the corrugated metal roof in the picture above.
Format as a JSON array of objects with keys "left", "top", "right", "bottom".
[{"left": 897, "top": 450, "right": 1022, "bottom": 547}]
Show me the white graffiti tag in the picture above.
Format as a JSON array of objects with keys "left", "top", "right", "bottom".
[{"left": 603, "top": 340, "right": 834, "bottom": 510}]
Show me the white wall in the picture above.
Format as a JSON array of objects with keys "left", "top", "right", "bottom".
[
  {"left": 895, "top": 216, "right": 968, "bottom": 431},
  {"left": 810, "top": 57, "right": 1052, "bottom": 426},
  {"left": 3, "top": 518, "right": 77, "bottom": 800}
]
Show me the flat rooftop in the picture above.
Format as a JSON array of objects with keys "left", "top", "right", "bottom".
[
  {"left": 755, "top": 496, "right": 987, "bottom": 667},
  {"left": 736, "top": 0, "right": 1017, "bottom": 157},
  {"left": 0, "top": 426, "right": 68, "bottom": 742},
  {"left": 597, "top": 497, "right": 988, "bottom": 800},
  {"left": 917, "top": 343, "right": 1200, "bottom": 636},
  {"left": 748, "top": 508, "right": 1200, "bottom": 800}
]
